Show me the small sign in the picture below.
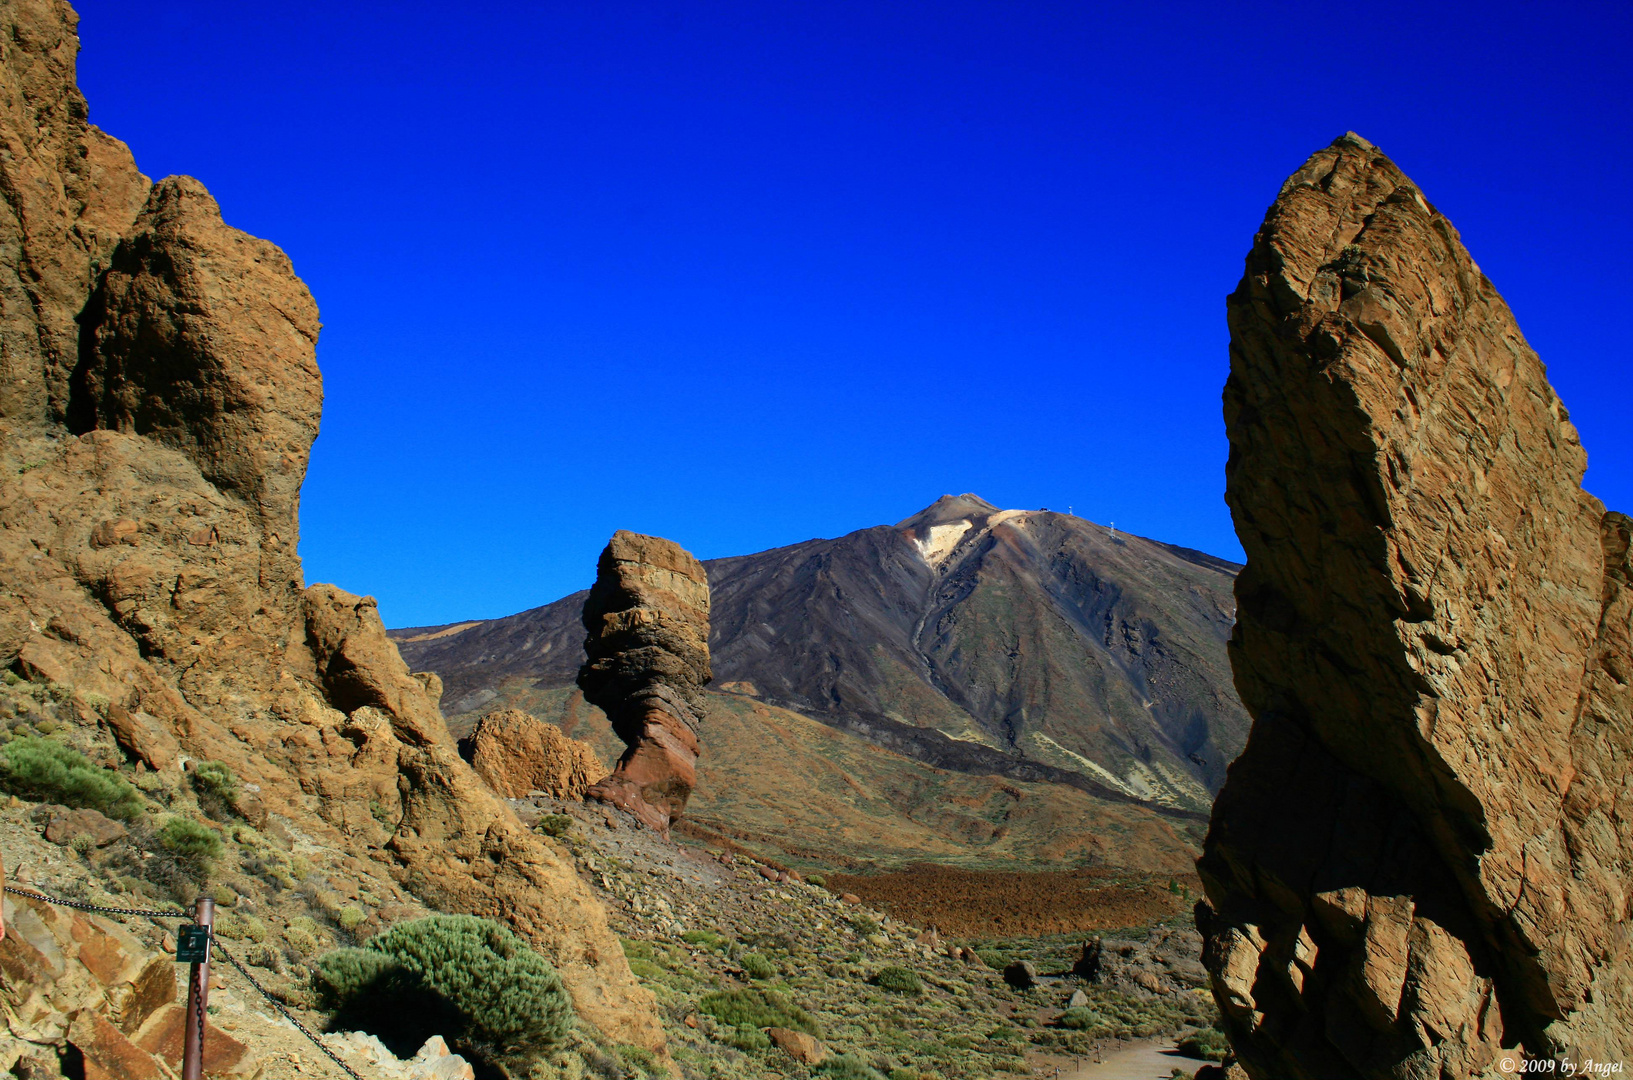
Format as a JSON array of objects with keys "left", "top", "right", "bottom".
[{"left": 176, "top": 925, "right": 211, "bottom": 964}]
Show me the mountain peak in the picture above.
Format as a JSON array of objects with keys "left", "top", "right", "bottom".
[{"left": 894, "top": 493, "right": 1000, "bottom": 531}]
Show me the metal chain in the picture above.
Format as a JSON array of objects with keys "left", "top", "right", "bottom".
[
  {"left": 213, "top": 943, "right": 365, "bottom": 1080},
  {"left": 5, "top": 882, "right": 364, "bottom": 1080},
  {"left": 3, "top": 883, "right": 185, "bottom": 919}
]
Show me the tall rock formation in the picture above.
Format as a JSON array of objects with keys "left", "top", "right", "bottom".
[
  {"left": 578, "top": 531, "right": 712, "bottom": 832},
  {"left": 1197, "top": 133, "right": 1631, "bottom": 1076},
  {"left": 0, "top": 0, "right": 664, "bottom": 1056}
]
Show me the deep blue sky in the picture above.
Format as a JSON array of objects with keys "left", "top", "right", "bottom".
[{"left": 74, "top": 1, "right": 1631, "bottom": 627}]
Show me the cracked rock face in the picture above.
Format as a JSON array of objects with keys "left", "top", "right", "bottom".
[
  {"left": 578, "top": 531, "right": 711, "bottom": 833},
  {"left": 1197, "top": 133, "right": 1632, "bottom": 1076}
]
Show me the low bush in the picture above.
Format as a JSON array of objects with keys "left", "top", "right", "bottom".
[
  {"left": 873, "top": 966, "right": 922, "bottom": 995},
  {"left": 1058, "top": 1007, "right": 1105, "bottom": 1031},
  {"left": 536, "top": 814, "right": 573, "bottom": 837},
  {"left": 314, "top": 914, "right": 574, "bottom": 1068},
  {"left": 819, "top": 1055, "right": 887, "bottom": 1080},
  {"left": 721, "top": 1024, "right": 769, "bottom": 1052},
  {"left": 697, "top": 988, "right": 821, "bottom": 1037},
  {"left": 847, "top": 914, "right": 880, "bottom": 936},
  {"left": 740, "top": 952, "right": 776, "bottom": 980},
  {"left": 680, "top": 929, "right": 725, "bottom": 950},
  {"left": 158, "top": 817, "right": 222, "bottom": 880},
  {"left": 0, "top": 736, "right": 143, "bottom": 819},
  {"left": 1177, "top": 1024, "right": 1230, "bottom": 1062},
  {"left": 190, "top": 761, "right": 239, "bottom": 818}
]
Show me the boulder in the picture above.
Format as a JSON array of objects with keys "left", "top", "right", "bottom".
[
  {"left": 1002, "top": 960, "right": 1038, "bottom": 989},
  {"left": 578, "top": 531, "right": 712, "bottom": 832},
  {"left": 467, "top": 707, "right": 609, "bottom": 799},
  {"left": 1067, "top": 989, "right": 1088, "bottom": 1009},
  {"left": 1072, "top": 937, "right": 1102, "bottom": 981},
  {"left": 44, "top": 807, "right": 126, "bottom": 847},
  {"left": 766, "top": 1027, "right": 826, "bottom": 1065},
  {"left": 1198, "top": 133, "right": 1633, "bottom": 1076}
]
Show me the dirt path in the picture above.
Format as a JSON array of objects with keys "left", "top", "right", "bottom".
[{"left": 1059, "top": 1037, "right": 1214, "bottom": 1079}]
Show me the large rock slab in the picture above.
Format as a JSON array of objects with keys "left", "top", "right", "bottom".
[
  {"left": 1198, "top": 133, "right": 1632, "bottom": 1076},
  {"left": 578, "top": 531, "right": 711, "bottom": 832},
  {"left": 468, "top": 707, "right": 608, "bottom": 799}
]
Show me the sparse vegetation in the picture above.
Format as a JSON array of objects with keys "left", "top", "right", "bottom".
[{"left": 0, "top": 736, "right": 143, "bottom": 819}]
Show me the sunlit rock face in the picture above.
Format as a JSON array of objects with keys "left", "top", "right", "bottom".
[{"left": 1197, "top": 133, "right": 1632, "bottom": 1076}]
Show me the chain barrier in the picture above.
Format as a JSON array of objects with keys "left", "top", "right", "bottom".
[
  {"left": 4, "top": 883, "right": 364, "bottom": 1080},
  {"left": 212, "top": 941, "right": 365, "bottom": 1080},
  {"left": 3, "top": 884, "right": 185, "bottom": 919}
]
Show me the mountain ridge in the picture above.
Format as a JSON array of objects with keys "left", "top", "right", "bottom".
[{"left": 393, "top": 495, "right": 1249, "bottom": 815}]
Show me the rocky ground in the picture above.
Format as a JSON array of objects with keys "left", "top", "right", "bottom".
[
  {"left": 509, "top": 795, "right": 1222, "bottom": 1079},
  {"left": 0, "top": 669, "right": 1223, "bottom": 1079}
]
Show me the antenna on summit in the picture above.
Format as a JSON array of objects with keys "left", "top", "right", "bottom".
[{"left": 1109, "top": 521, "right": 1116, "bottom": 540}]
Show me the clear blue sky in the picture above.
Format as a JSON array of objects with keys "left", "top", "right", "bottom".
[{"left": 74, "top": 1, "right": 1630, "bottom": 627}]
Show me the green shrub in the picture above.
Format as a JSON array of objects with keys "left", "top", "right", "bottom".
[
  {"left": 0, "top": 736, "right": 143, "bottom": 819},
  {"left": 1177, "top": 1025, "right": 1230, "bottom": 1062},
  {"left": 740, "top": 952, "right": 776, "bottom": 980},
  {"left": 536, "top": 814, "right": 573, "bottom": 837},
  {"left": 697, "top": 988, "right": 821, "bottom": 1037},
  {"left": 313, "top": 947, "right": 398, "bottom": 1005},
  {"left": 616, "top": 1044, "right": 665, "bottom": 1078},
  {"left": 338, "top": 907, "right": 367, "bottom": 932},
  {"left": 680, "top": 929, "right": 725, "bottom": 950},
  {"left": 158, "top": 817, "right": 223, "bottom": 879},
  {"left": 873, "top": 966, "right": 922, "bottom": 995},
  {"left": 1058, "top": 1007, "right": 1105, "bottom": 1031},
  {"left": 975, "top": 948, "right": 1009, "bottom": 970},
  {"left": 819, "top": 1054, "right": 887, "bottom": 1080},
  {"left": 805, "top": 874, "right": 826, "bottom": 888},
  {"left": 847, "top": 914, "right": 879, "bottom": 936},
  {"left": 722, "top": 1024, "right": 769, "bottom": 1052},
  {"left": 190, "top": 761, "right": 239, "bottom": 817},
  {"left": 315, "top": 914, "right": 573, "bottom": 1066}
]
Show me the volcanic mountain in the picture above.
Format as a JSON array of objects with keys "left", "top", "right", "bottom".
[{"left": 394, "top": 495, "right": 1248, "bottom": 815}]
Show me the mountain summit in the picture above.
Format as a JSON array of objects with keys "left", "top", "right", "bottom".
[{"left": 395, "top": 498, "right": 1248, "bottom": 813}]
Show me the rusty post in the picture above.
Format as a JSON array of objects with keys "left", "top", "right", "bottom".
[{"left": 182, "top": 895, "right": 215, "bottom": 1080}]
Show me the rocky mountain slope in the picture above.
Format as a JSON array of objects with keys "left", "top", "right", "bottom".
[
  {"left": 396, "top": 495, "right": 1248, "bottom": 814},
  {"left": 1198, "top": 133, "right": 1632, "bottom": 1075},
  {"left": 0, "top": 0, "right": 663, "bottom": 1068}
]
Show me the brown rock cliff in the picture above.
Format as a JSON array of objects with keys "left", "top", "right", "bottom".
[
  {"left": 1198, "top": 133, "right": 1631, "bottom": 1076},
  {"left": 578, "top": 531, "right": 711, "bottom": 832},
  {"left": 0, "top": 0, "right": 664, "bottom": 1055}
]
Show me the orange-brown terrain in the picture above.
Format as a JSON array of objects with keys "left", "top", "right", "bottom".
[{"left": 826, "top": 864, "right": 1198, "bottom": 939}]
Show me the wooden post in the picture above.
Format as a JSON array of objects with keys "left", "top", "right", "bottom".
[{"left": 181, "top": 895, "right": 215, "bottom": 1080}]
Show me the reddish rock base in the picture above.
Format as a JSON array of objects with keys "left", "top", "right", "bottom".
[{"left": 586, "top": 700, "right": 700, "bottom": 832}]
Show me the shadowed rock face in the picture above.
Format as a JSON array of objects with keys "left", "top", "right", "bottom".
[
  {"left": 578, "top": 531, "right": 711, "bottom": 832},
  {"left": 1198, "top": 133, "right": 1631, "bottom": 1076}
]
